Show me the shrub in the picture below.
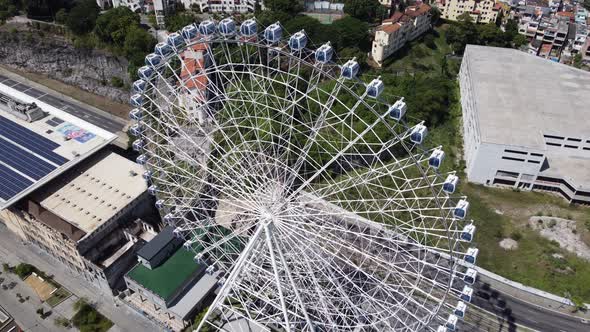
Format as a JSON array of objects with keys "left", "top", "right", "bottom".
[
  {"left": 510, "top": 231, "right": 522, "bottom": 241},
  {"left": 549, "top": 219, "right": 557, "bottom": 228},
  {"left": 54, "top": 317, "right": 71, "bottom": 328},
  {"left": 110, "top": 76, "right": 124, "bottom": 88},
  {"left": 14, "top": 263, "right": 36, "bottom": 279}
]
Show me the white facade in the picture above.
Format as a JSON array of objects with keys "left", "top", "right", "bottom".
[
  {"left": 459, "top": 45, "right": 590, "bottom": 204},
  {"left": 109, "top": 0, "right": 144, "bottom": 12},
  {"left": 372, "top": 5, "right": 432, "bottom": 66},
  {"left": 181, "top": 0, "right": 258, "bottom": 13},
  {"left": 436, "top": 0, "right": 500, "bottom": 23}
]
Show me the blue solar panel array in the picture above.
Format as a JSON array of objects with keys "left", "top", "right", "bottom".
[
  {"left": 0, "top": 137, "right": 57, "bottom": 180},
  {"left": 0, "top": 116, "right": 68, "bottom": 165},
  {"left": 0, "top": 163, "right": 34, "bottom": 201},
  {"left": 0, "top": 115, "right": 71, "bottom": 202}
]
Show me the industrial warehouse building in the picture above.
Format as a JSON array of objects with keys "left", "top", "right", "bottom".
[
  {"left": 459, "top": 45, "right": 590, "bottom": 204},
  {"left": 0, "top": 78, "right": 159, "bottom": 294}
]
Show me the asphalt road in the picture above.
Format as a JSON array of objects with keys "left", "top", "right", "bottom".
[
  {"left": 0, "top": 223, "right": 159, "bottom": 332},
  {"left": 0, "top": 74, "right": 125, "bottom": 133},
  {"left": 472, "top": 281, "right": 590, "bottom": 332}
]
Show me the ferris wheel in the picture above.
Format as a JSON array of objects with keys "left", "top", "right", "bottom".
[{"left": 129, "top": 18, "right": 479, "bottom": 332}]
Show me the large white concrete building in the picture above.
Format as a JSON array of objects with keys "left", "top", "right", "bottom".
[
  {"left": 459, "top": 45, "right": 590, "bottom": 204},
  {"left": 371, "top": 4, "right": 432, "bottom": 66}
]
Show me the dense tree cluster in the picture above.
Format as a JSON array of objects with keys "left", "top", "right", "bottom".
[
  {"left": 342, "top": 0, "right": 388, "bottom": 22},
  {"left": 258, "top": 5, "right": 371, "bottom": 59},
  {"left": 0, "top": 0, "right": 21, "bottom": 22},
  {"left": 165, "top": 11, "right": 198, "bottom": 32},
  {"left": 65, "top": 0, "right": 98, "bottom": 34},
  {"left": 93, "top": 7, "right": 155, "bottom": 78},
  {"left": 447, "top": 13, "right": 527, "bottom": 54}
]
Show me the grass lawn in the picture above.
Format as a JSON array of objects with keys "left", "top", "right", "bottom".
[
  {"left": 72, "top": 303, "right": 113, "bottom": 332},
  {"left": 46, "top": 287, "right": 72, "bottom": 307},
  {"left": 379, "top": 24, "right": 459, "bottom": 76},
  {"left": 463, "top": 183, "right": 590, "bottom": 303},
  {"left": 373, "top": 28, "right": 590, "bottom": 303}
]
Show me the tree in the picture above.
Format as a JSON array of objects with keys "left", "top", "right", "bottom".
[
  {"left": 343, "top": 0, "right": 383, "bottom": 21},
  {"left": 54, "top": 7, "right": 66, "bottom": 24},
  {"left": 124, "top": 25, "right": 156, "bottom": 79},
  {"left": 255, "top": 9, "right": 291, "bottom": 27},
  {"left": 263, "top": 0, "right": 303, "bottom": 15},
  {"left": 495, "top": 10, "right": 504, "bottom": 27},
  {"left": 65, "top": 0, "right": 99, "bottom": 35},
  {"left": 165, "top": 12, "right": 197, "bottom": 32},
  {"left": 446, "top": 13, "right": 478, "bottom": 54},
  {"left": 423, "top": 33, "right": 436, "bottom": 49},
  {"left": 512, "top": 34, "right": 527, "bottom": 48},
  {"left": 14, "top": 263, "right": 35, "bottom": 279},
  {"left": 583, "top": 0, "right": 590, "bottom": 11},
  {"left": 331, "top": 16, "right": 369, "bottom": 50},
  {"left": 284, "top": 15, "right": 324, "bottom": 42},
  {"left": 477, "top": 23, "right": 506, "bottom": 47},
  {"left": 94, "top": 7, "right": 140, "bottom": 46},
  {"left": 339, "top": 47, "right": 367, "bottom": 68},
  {"left": 573, "top": 53, "right": 583, "bottom": 69},
  {"left": 344, "top": 0, "right": 387, "bottom": 22},
  {"left": 430, "top": 6, "right": 441, "bottom": 25}
]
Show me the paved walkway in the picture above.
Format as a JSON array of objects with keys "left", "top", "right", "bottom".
[{"left": 0, "top": 223, "right": 159, "bottom": 332}]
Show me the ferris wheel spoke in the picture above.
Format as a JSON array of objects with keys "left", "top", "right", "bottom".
[{"left": 131, "top": 24, "right": 475, "bottom": 331}]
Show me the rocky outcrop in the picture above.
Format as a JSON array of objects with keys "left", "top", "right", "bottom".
[{"left": 0, "top": 32, "right": 130, "bottom": 103}]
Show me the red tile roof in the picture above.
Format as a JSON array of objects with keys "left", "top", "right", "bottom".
[{"left": 380, "top": 23, "right": 402, "bottom": 33}]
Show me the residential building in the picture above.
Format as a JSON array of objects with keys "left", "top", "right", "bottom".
[
  {"left": 371, "top": 4, "right": 432, "bottom": 66},
  {"left": 436, "top": 0, "right": 501, "bottom": 23},
  {"left": 571, "top": 23, "right": 588, "bottom": 53},
  {"left": 123, "top": 232, "right": 221, "bottom": 331},
  {"left": 109, "top": 0, "right": 144, "bottom": 12},
  {"left": 153, "top": 0, "right": 175, "bottom": 28},
  {"left": 1, "top": 150, "right": 157, "bottom": 293},
  {"left": 181, "top": 0, "right": 258, "bottom": 13},
  {"left": 459, "top": 45, "right": 590, "bottom": 204}
]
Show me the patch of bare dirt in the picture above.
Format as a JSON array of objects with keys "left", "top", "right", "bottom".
[
  {"left": 499, "top": 238, "right": 518, "bottom": 250},
  {"left": 530, "top": 216, "right": 590, "bottom": 261}
]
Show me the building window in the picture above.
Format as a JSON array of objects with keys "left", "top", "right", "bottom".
[
  {"left": 544, "top": 134, "right": 564, "bottom": 140},
  {"left": 502, "top": 156, "right": 525, "bottom": 162},
  {"left": 504, "top": 149, "right": 528, "bottom": 155}
]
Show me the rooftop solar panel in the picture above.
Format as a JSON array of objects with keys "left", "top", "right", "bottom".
[
  {"left": 0, "top": 116, "right": 68, "bottom": 165},
  {"left": 0, "top": 137, "right": 56, "bottom": 180},
  {"left": 0, "top": 163, "right": 34, "bottom": 201}
]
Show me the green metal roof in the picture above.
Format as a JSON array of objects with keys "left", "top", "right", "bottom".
[{"left": 127, "top": 248, "right": 202, "bottom": 300}]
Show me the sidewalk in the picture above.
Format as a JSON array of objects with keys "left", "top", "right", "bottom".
[{"left": 0, "top": 224, "right": 159, "bottom": 332}]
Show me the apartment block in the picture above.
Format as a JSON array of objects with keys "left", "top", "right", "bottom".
[
  {"left": 460, "top": 45, "right": 590, "bottom": 204},
  {"left": 180, "top": 0, "right": 258, "bottom": 13},
  {"left": 436, "top": 0, "right": 501, "bottom": 23},
  {"left": 371, "top": 4, "right": 432, "bottom": 66}
]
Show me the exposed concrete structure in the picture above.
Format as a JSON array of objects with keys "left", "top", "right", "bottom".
[{"left": 459, "top": 45, "right": 590, "bottom": 203}]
